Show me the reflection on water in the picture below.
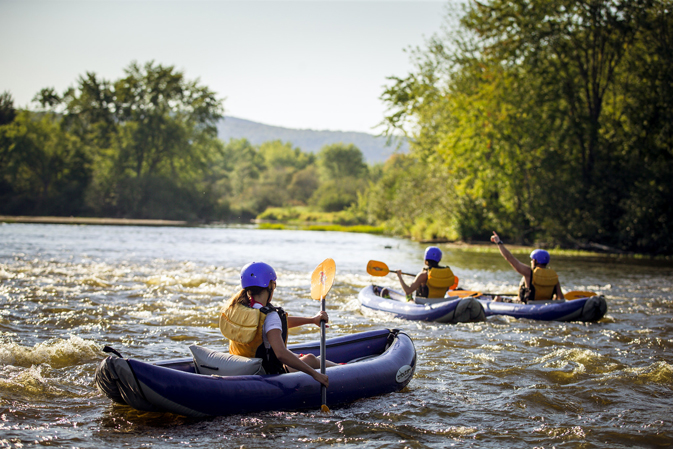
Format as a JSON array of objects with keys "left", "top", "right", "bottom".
[{"left": 0, "top": 223, "right": 672, "bottom": 448}]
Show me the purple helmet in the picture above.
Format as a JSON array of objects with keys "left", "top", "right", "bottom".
[
  {"left": 530, "top": 249, "right": 550, "bottom": 265},
  {"left": 240, "top": 262, "right": 277, "bottom": 288},
  {"left": 424, "top": 246, "right": 442, "bottom": 263}
]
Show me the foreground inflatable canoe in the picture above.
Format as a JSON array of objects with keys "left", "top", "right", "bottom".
[
  {"left": 95, "top": 328, "right": 416, "bottom": 418},
  {"left": 478, "top": 295, "right": 608, "bottom": 322},
  {"left": 358, "top": 285, "right": 486, "bottom": 323}
]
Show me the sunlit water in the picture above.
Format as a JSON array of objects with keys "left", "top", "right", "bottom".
[{"left": 0, "top": 223, "right": 671, "bottom": 448}]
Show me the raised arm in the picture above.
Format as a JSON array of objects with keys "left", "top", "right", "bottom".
[{"left": 490, "top": 232, "right": 531, "bottom": 278}]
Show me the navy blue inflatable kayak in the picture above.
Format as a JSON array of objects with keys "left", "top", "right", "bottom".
[
  {"left": 358, "top": 285, "right": 485, "bottom": 323},
  {"left": 95, "top": 328, "right": 416, "bottom": 418},
  {"left": 478, "top": 295, "right": 607, "bottom": 322}
]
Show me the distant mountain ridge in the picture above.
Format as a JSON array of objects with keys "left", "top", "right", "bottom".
[{"left": 217, "top": 116, "right": 408, "bottom": 164}]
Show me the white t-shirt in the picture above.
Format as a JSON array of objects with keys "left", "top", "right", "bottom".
[{"left": 252, "top": 302, "right": 282, "bottom": 349}]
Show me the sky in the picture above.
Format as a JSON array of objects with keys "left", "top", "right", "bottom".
[{"left": 0, "top": 0, "right": 454, "bottom": 134}]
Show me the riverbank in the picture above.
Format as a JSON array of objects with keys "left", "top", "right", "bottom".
[
  {"left": 2, "top": 214, "right": 668, "bottom": 261},
  {"left": 256, "top": 222, "right": 384, "bottom": 234},
  {"left": 0, "top": 215, "right": 190, "bottom": 227}
]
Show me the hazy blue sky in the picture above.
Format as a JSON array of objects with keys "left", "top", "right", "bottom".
[{"left": 0, "top": 0, "right": 454, "bottom": 133}]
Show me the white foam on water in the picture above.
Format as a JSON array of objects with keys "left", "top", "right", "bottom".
[
  {"left": 535, "top": 347, "right": 605, "bottom": 369},
  {"left": 0, "top": 364, "right": 58, "bottom": 397},
  {"left": 0, "top": 266, "right": 16, "bottom": 280},
  {"left": 0, "top": 335, "right": 101, "bottom": 369},
  {"left": 625, "top": 360, "right": 673, "bottom": 384},
  {"left": 470, "top": 352, "right": 496, "bottom": 363}
]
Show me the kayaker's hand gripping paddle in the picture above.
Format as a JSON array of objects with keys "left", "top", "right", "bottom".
[{"left": 310, "top": 258, "right": 336, "bottom": 413}]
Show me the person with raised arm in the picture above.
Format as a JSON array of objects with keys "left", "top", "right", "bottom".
[{"left": 490, "top": 232, "right": 564, "bottom": 303}]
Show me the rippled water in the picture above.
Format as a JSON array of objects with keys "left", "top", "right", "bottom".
[{"left": 0, "top": 223, "right": 671, "bottom": 448}]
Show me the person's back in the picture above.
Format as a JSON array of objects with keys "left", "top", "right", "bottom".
[
  {"left": 219, "top": 261, "right": 334, "bottom": 387},
  {"left": 422, "top": 265, "right": 456, "bottom": 298},
  {"left": 490, "top": 232, "right": 564, "bottom": 302},
  {"left": 518, "top": 259, "right": 560, "bottom": 302},
  {"left": 396, "top": 246, "right": 458, "bottom": 300}
]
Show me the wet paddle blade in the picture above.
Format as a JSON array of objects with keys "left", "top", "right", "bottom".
[
  {"left": 311, "top": 258, "right": 335, "bottom": 413},
  {"left": 366, "top": 260, "right": 390, "bottom": 277},
  {"left": 311, "top": 258, "right": 336, "bottom": 300},
  {"left": 367, "top": 260, "right": 415, "bottom": 277},
  {"left": 565, "top": 290, "right": 598, "bottom": 300}
]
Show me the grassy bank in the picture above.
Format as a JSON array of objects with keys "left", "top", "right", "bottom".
[
  {"left": 255, "top": 206, "right": 384, "bottom": 234},
  {"left": 440, "top": 241, "right": 672, "bottom": 261},
  {"left": 258, "top": 222, "right": 384, "bottom": 234},
  {"left": 4, "top": 212, "right": 667, "bottom": 261},
  {"left": 255, "top": 207, "right": 670, "bottom": 260}
]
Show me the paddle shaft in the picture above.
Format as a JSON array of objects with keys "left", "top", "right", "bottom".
[{"left": 320, "top": 295, "right": 327, "bottom": 406}]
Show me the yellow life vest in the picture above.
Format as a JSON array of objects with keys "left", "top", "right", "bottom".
[
  {"left": 219, "top": 303, "right": 266, "bottom": 358},
  {"left": 531, "top": 267, "right": 559, "bottom": 300},
  {"left": 426, "top": 266, "right": 457, "bottom": 298},
  {"left": 220, "top": 303, "right": 288, "bottom": 358}
]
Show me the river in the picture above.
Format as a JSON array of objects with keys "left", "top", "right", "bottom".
[{"left": 0, "top": 223, "right": 671, "bottom": 448}]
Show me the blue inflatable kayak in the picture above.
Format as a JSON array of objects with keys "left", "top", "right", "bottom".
[
  {"left": 478, "top": 295, "right": 607, "bottom": 322},
  {"left": 358, "top": 285, "right": 485, "bottom": 323},
  {"left": 95, "top": 328, "right": 416, "bottom": 418}
]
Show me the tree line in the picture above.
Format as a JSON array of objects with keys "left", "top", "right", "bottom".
[
  {"left": 1, "top": 0, "right": 671, "bottom": 256},
  {"left": 365, "top": 0, "right": 673, "bottom": 255},
  {"left": 0, "top": 62, "right": 371, "bottom": 222}
]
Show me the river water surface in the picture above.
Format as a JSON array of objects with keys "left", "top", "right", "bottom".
[{"left": 0, "top": 223, "right": 671, "bottom": 448}]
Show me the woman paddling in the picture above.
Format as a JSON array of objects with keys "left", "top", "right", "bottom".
[
  {"left": 490, "top": 232, "right": 564, "bottom": 303},
  {"left": 219, "top": 262, "right": 336, "bottom": 387},
  {"left": 382, "top": 246, "right": 458, "bottom": 301}
]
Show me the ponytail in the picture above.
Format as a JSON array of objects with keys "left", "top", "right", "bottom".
[{"left": 226, "top": 286, "right": 268, "bottom": 310}]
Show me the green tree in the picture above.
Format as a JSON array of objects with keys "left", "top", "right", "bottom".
[
  {"left": 35, "top": 61, "right": 225, "bottom": 220},
  {"left": 310, "top": 143, "right": 368, "bottom": 212},
  {"left": 612, "top": 0, "right": 673, "bottom": 254},
  {"left": 258, "top": 140, "right": 314, "bottom": 171},
  {"left": 360, "top": 153, "right": 460, "bottom": 240},
  {"left": 377, "top": 0, "right": 672, "bottom": 253},
  {"left": 0, "top": 111, "right": 90, "bottom": 215},
  {"left": 287, "top": 166, "right": 320, "bottom": 205},
  {"left": 316, "top": 143, "right": 368, "bottom": 181},
  {"left": 111, "top": 62, "right": 222, "bottom": 180},
  {"left": 0, "top": 91, "right": 17, "bottom": 126}
]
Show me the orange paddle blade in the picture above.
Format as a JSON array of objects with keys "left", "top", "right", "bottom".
[
  {"left": 447, "top": 290, "right": 482, "bottom": 298},
  {"left": 366, "top": 260, "right": 390, "bottom": 277},
  {"left": 564, "top": 290, "right": 597, "bottom": 300},
  {"left": 321, "top": 404, "right": 330, "bottom": 413},
  {"left": 311, "top": 258, "right": 336, "bottom": 300}
]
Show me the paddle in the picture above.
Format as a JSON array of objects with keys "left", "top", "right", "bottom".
[
  {"left": 466, "top": 290, "right": 597, "bottom": 300},
  {"left": 367, "top": 260, "right": 414, "bottom": 277},
  {"left": 447, "top": 290, "right": 486, "bottom": 298},
  {"left": 367, "top": 259, "right": 463, "bottom": 292},
  {"left": 564, "top": 290, "right": 598, "bottom": 300},
  {"left": 310, "top": 258, "right": 336, "bottom": 413}
]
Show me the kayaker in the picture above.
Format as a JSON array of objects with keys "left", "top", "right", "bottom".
[
  {"left": 219, "top": 262, "right": 336, "bottom": 388},
  {"left": 490, "top": 231, "right": 564, "bottom": 302},
  {"left": 392, "top": 246, "right": 458, "bottom": 302}
]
